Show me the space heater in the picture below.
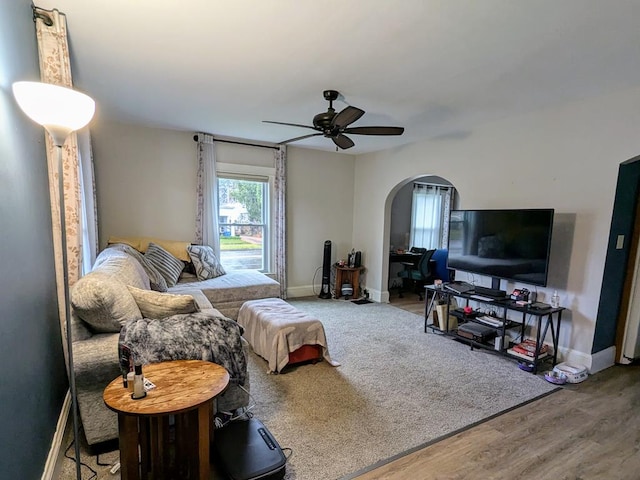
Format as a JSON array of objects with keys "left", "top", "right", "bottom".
[{"left": 319, "top": 240, "right": 332, "bottom": 299}]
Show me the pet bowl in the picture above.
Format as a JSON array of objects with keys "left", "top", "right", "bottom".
[
  {"left": 544, "top": 370, "right": 567, "bottom": 385},
  {"left": 517, "top": 362, "right": 536, "bottom": 373}
]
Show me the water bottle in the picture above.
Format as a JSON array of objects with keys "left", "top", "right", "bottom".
[{"left": 551, "top": 291, "right": 560, "bottom": 308}]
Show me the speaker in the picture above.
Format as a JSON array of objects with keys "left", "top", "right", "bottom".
[
  {"left": 354, "top": 251, "right": 362, "bottom": 268},
  {"left": 319, "top": 240, "right": 332, "bottom": 299}
]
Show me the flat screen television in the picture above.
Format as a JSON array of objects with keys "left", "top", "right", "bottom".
[{"left": 446, "top": 208, "right": 554, "bottom": 288}]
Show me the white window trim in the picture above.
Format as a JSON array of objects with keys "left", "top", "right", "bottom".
[{"left": 216, "top": 162, "right": 276, "bottom": 273}]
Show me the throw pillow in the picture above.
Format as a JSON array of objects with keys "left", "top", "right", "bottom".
[
  {"left": 106, "top": 243, "right": 168, "bottom": 292},
  {"left": 187, "top": 245, "right": 226, "bottom": 280},
  {"left": 145, "top": 242, "right": 184, "bottom": 287},
  {"left": 126, "top": 286, "right": 199, "bottom": 319},
  {"left": 71, "top": 272, "right": 142, "bottom": 332}
]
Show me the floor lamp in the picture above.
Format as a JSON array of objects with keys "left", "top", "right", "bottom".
[{"left": 12, "top": 81, "right": 95, "bottom": 480}]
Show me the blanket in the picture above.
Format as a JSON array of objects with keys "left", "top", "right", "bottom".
[
  {"left": 119, "top": 312, "right": 248, "bottom": 411},
  {"left": 237, "top": 298, "right": 339, "bottom": 373}
]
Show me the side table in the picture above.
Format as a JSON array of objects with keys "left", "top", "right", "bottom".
[
  {"left": 103, "top": 359, "right": 229, "bottom": 480},
  {"left": 334, "top": 265, "right": 364, "bottom": 299}
]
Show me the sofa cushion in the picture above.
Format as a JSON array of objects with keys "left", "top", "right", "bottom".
[
  {"left": 92, "top": 248, "right": 150, "bottom": 290},
  {"left": 71, "top": 272, "right": 142, "bottom": 332},
  {"left": 145, "top": 243, "right": 184, "bottom": 287},
  {"left": 187, "top": 245, "right": 226, "bottom": 280},
  {"left": 106, "top": 243, "right": 168, "bottom": 292},
  {"left": 107, "top": 235, "right": 191, "bottom": 261},
  {"left": 127, "top": 286, "right": 199, "bottom": 319}
]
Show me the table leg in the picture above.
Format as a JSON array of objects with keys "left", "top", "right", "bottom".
[
  {"left": 118, "top": 414, "right": 140, "bottom": 480},
  {"left": 197, "top": 402, "right": 211, "bottom": 480}
]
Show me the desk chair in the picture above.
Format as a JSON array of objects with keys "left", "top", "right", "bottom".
[{"left": 398, "top": 248, "right": 436, "bottom": 300}]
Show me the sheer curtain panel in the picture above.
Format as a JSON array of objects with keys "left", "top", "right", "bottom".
[
  {"left": 195, "top": 133, "right": 221, "bottom": 254},
  {"left": 410, "top": 184, "right": 453, "bottom": 249}
]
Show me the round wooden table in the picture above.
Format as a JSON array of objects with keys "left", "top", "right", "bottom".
[{"left": 103, "top": 360, "right": 229, "bottom": 480}]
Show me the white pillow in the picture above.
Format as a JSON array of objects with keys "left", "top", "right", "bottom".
[
  {"left": 127, "top": 286, "right": 199, "bottom": 319},
  {"left": 187, "top": 245, "right": 226, "bottom": 280}
]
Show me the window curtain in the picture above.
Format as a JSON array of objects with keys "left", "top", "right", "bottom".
[
  {"left": 195, "top": 133, "right": 220, "bottom": 254},
  {"left": 410, "top": 184, "right": 454, "bottom": 249},
  {"left": 78, "top": 128, "right": 99, "bottom": 274},
  {"left": 34, "top": 7, "right": 98, "bottom": 365},
  {"left": 274, "top": 146, "right": 287, "bottom": 298}
]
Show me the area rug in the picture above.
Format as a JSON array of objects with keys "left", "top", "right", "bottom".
[
  {"left": 246, "top": 298, "right": 557, "bottom": 480},
  {"left": 59, "top": 297, "right": 557, "bottom": 480}
]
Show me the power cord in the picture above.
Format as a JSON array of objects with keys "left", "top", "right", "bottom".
[
  {"left": 64, "top": 438, "right": 97, "bottom": 480},
  {"left": 214, "top": 384, "right": 257, "bottom": 429}
]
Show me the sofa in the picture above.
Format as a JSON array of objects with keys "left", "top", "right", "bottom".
[{"left": 69, "top": 240, "right": 280, "bottom": 446}]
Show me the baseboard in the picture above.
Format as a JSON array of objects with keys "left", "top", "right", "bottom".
[
  {"left": 41, "top": 390, "right": 71, "bottom": 480},
  {"left": 589, "top": 346, "right": 616, "bottom": 373},
  {"left": 287, "top": 285, "right": 317, "bottom": 298},
  {"left": 555, "top": 345, "right": 616, "bottom": 374}
]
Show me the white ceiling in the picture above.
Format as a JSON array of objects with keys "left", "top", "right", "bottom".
[{"left": 33, "top": 0, "right": 640, "bottom": 154}]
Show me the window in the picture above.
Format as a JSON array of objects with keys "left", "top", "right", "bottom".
[
  {"left": 217, "top": 173, "right": 272, "bottom": 272},
  {"left": 410, "top": 184, "right": 454, "bottom": 250}
]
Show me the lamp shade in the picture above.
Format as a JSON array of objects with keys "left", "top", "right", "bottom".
[{"left": 12, "top": 81, "right": 95, "bottom": 146}]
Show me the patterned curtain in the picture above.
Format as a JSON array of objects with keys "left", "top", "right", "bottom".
[
  {"left": 34, "top": 7, "right": 95, "bottom": 361},
  {"left": 274, "top": 146, "right": 287, "bottom": 298},
  {"left": 194, "top": 133, "right": 221, "bottom": 254}
]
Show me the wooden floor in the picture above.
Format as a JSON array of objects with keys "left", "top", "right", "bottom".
[{"left": 359, "top": 295, "right": 640, "bottom": 479}]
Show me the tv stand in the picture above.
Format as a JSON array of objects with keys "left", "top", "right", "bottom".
[{"left": 425, "top": 285, "right": 564, "bottom": 373}]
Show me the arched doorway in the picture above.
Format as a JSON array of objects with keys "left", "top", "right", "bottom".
[{"left": 381, "top": 174, "right": 458, "bottom": 303}]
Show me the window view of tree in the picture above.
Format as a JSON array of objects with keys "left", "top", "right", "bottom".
[{"left": 218, "top": 177, "right": 269, "bottom": 271}]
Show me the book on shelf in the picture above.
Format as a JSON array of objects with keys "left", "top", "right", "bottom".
[
  {"left": 510, "top": 339, "right": 548, "bottom": 356},
  {"left": 507, "top": 347, "right": 549, "bottom": 361}
]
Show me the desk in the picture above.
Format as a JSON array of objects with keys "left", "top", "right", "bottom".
[
  {"left": 335, "top": 265, "right": 364, "bottom": 299},
  {"left": 389, "top": 251, "right": 421, "bottom": 265},
  {"left": 103, "top": 360, "right": 229, "bottom": 480}
]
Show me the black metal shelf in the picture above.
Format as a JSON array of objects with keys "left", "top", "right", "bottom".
[{"left": 424, "top": 285, "right": 565, "bottom": 373}]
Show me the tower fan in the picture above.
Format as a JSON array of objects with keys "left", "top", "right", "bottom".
[{"left": 319, "top": 240, "right": 332, "bottom": 299}]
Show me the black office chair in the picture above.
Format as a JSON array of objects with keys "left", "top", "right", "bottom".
[{"left": 398, "top": 248, "right": 436, "bottom": 300}]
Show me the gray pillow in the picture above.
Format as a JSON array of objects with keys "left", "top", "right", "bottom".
[
  {"left": 187, "top": 245, "right": 226, "bottom": 280},
  {"left": 126, "top": 286, "right": 199, "bottom": 319},
  {"left": 106, "top": 243, "right": 168, "bottom": 292},
  {"left": 71, "top": 272, "right": 142, "bottom": 332},
  {"left": 145, "top": 242, "right": 184, "bottom": 287}
]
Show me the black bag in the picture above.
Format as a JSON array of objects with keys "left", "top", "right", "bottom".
[
  {"left": 457, "top": 322, "right": 496, "bottom": 342},
  {"left": 213, "top": 417, "right": 286, "bottom": 480}
]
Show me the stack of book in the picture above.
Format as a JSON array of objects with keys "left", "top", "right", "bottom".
[{"left": 507, "top": 339, "right": 549, "bottom": 360}]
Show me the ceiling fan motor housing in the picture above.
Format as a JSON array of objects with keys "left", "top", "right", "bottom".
[{"left": 313, "top": 109, "right": 336, "bottom": 132}]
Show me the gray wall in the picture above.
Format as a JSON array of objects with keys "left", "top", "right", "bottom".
[{"left": 1, "top": 1, "right": 68, "bottom": 478}]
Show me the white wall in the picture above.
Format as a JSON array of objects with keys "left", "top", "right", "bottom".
[
  {"left": 353, "top": 84, "right": 640, "bottom": 367},
  {"left": 91, "top": 121, "right": 355, "bottom": 297},
  {"left": 286, "top": 146, "right": 355, "bottom": 297},
  {"left": 92, "top": 120, "right": 197, "bottom": 246}
]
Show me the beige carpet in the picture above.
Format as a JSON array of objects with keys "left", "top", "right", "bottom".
[{"left": 57, "top": 297, "right": 557, "bottom": 479}]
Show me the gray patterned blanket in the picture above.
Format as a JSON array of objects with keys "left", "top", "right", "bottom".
[{"left": 119, "top": 312, "right": 248, "bottom": 411}]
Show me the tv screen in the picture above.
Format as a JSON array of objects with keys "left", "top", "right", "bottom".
[{"left": 446, "top": 209, "right": 554, "bottom": 287}]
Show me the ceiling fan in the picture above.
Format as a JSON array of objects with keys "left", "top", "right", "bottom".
[{"left": 263, "top": 90, "right": 404, "bottom": 150}]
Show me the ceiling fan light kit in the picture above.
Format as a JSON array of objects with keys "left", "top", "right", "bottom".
[{"left": 264, "top": 90, "right": 404, "bottom": 150}]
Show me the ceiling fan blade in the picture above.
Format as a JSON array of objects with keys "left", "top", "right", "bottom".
[
  {"left": 332, "top": 134, "right": 355, "bottom": 150},
  {"left": 263, "top": 120, "right": 318, "bottom": 131},
  {"left": 278, "top": 132, "right": 323, "bottom": 145},
  {"left": 343, "top": 126, "right": 405, "bottom": 136},
  {"left": 331, "top": 106, "right": 365, "bottom": 129}
]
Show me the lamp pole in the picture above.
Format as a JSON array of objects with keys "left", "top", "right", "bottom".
[{"left": 12, "top": 81, "right": 95, "bottom": 480}]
